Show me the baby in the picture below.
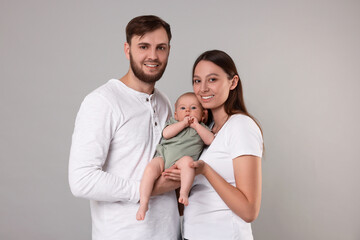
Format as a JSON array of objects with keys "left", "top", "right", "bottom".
[{"left": 136, "top": 92, "right": 214, "bottom": 220}]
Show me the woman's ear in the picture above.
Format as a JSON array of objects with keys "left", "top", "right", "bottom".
[{"left": 230, "top": 75, "right": 239, "bottom": 90}]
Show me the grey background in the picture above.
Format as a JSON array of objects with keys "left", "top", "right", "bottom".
[{"left": 1, "top": 0, "right": 359, "bottom": 239}]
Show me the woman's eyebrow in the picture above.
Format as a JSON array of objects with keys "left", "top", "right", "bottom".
[{"left": 193, "top": 73, "right": 219, "bottom": 78}]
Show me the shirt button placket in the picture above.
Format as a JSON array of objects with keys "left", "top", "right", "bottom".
[{"left": 149, "top": 97, "right": 161, "bottom": 136}]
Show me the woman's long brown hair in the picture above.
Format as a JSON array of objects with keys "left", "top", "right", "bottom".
[{"left": 192, "top": 50, "right": 263, "bottom": 135}]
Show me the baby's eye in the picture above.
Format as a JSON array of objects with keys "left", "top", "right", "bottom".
[
  {"left": 180, "top": 107, "right": 186, "bottom": 110},
  {"left": 191, "top": 106, "right": 197, "bottom": 110}
]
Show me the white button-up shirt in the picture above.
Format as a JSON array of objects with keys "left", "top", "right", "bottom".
[{"left": 69, "top": 79, "right": 180, "bottom": 240}]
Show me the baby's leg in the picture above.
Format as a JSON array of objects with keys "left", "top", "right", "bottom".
[
  {"left": 175, "top": 156, "right": 195, "bottom": 206},
  {"left": 136, "top": 157, "right": 164, "bottom": 220}
]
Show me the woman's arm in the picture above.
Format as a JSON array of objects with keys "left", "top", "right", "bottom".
[{"left": 192, "top": 155, "right": 262, "bottom": 223}]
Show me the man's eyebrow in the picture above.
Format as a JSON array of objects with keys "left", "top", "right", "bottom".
[{"left": 137, "top": 42, "right": 169, "bottom": 47}]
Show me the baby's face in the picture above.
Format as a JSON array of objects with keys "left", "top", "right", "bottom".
[{"left": 175, "top": 94, "right": 203, "bottom": 122}]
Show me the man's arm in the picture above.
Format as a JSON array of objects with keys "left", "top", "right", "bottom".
[
  {"left": 69, "top": 93, "right": 139, "bottom": 203},
  {"left": 151, "top": 173, "right": 181, "bottom": 196}
]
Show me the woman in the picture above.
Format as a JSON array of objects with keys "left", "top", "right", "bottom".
[{"left": 183, "top": 50, "right": 263, "bottom": 239}]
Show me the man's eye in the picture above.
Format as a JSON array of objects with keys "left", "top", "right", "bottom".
[
  {"left": 140, "top": 46, "right": 147, "bottom": 49},
  {"left": 158, "top": 46, "right": 166, "bottom": 50}
]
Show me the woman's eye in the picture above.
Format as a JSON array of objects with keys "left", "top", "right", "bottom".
[
  {"left": 209, "top": 78, "right": 216, "bottom": 82},
  {"left": 193, "top": 79, "right": 200, "bottom": 84}
]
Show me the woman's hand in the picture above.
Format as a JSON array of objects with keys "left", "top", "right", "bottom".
[
  {"left": 190, "top": 160, "right": 208, "bottom": 176},
  {"left": 162, "top": 165, "right": 181, "bottom": 181}
]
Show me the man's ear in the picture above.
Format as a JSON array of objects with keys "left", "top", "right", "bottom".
[
  {"left": 124, "top": 42, "right": 130, "bottom": 60},
  {"left": 230, "top": 75, "right": 239, "bottom": 90}
]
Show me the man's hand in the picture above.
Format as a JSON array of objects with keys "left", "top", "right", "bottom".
[{"left": 151, "top": 165, "right": 181, "bottom": 196}]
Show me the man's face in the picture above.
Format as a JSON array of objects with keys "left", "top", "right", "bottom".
[{"left": 126, "top": 27, "right": 170, "bottom": 84}]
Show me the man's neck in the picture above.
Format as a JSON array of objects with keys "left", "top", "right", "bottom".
[{"left": 119, "top": 70, "right": 155, "bottom": 95}]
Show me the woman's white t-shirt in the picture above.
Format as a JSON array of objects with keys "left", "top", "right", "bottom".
[{"left": 183, "top": 114, "right": 263, "bottom": 240}]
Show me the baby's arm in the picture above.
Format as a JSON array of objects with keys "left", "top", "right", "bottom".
[
  {"left": 162, "top": 117, "right": 190, "bottom": 139},
  {"left": 190, "top": 117, "right": 214, "bottom": 145}
]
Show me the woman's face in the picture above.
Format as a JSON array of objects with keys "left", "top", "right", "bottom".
[{"left": 193, "top": 60, "right": 237, "bottom": 112}]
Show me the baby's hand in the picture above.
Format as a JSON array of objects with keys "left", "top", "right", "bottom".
[
  {"left": 182, "top": 116, "right": 191, "bottom": 127},
  {"left": 189, "top": 116, "right": 199, "bottom": 128}
]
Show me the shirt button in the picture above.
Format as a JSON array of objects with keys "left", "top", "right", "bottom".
[
  {"left": 146, "top": 98, "right": 149, "bottom": 102},
  {"left": 155, "top": 122, "right": 158, "bottom": 126}
]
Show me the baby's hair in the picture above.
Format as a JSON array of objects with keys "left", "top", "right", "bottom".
[{"left": 174, "top": 92, "right": 203, "bottom": 110}]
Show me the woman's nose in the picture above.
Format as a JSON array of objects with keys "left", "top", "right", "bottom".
[{"left": 200, "top": 82, "right": 209, "bottom": 92}]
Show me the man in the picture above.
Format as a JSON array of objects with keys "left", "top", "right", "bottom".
[{"left": 69, "top": 15, "right": 180, "bottom": 239}]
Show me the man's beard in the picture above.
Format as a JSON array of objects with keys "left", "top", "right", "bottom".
[{"left": 130, "top": 53, "right": 167, "bottom": 84}]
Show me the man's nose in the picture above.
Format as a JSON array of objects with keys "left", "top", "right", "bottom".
[{"left": 148, "top": 47, "right": 158, "bottom": 60}]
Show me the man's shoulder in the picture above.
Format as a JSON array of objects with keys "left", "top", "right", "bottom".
[
  {"left": 154, "top": 88, "right": 171, "bottom": 106},
  {"left": 90, "top": 79, "right": 119, "bottom": 96},
  {"left": 79, "top": 79, "right": 127, "bottom": 112},
  {"left": 85, "top": 79, "right": 126, "bottom": 102}
]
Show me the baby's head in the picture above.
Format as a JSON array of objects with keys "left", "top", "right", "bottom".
[{"left": 174, "top": 92, "right": 206, "bottom": 122}]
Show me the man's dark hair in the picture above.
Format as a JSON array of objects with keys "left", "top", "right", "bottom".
[{"left": 126, "top": 15, "right": 171, "bottom": 45}]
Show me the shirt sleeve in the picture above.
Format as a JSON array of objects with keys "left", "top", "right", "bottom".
[
  {"left": 227, "top": 115, "right": 263, "bottom": 159},
  {"left": 68, "top": 92, "right": 140, "bottom": 203}
]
